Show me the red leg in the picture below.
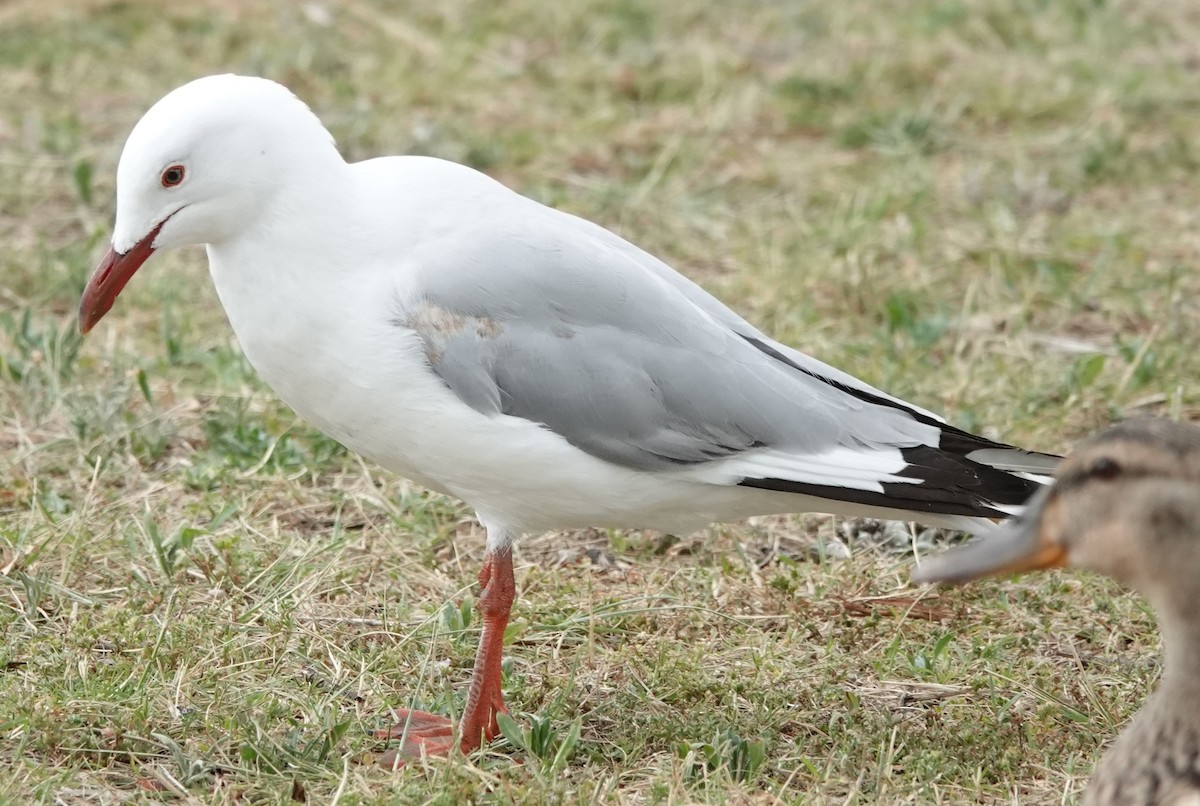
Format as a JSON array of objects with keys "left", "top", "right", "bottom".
[
  {"left": 457, "top": 547, "right": 515, "bottom": 749},
  {"left": 375, "top": 547, "right": 515, "bottom": 765}
]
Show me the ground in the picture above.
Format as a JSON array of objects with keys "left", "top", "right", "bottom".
[{"left": 1, "top": 0, "right": 1198, "bottom": 803}]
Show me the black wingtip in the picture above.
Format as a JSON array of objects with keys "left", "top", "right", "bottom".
[
  {"left": 737, "top": 332, "right": 1054, "bottom": 519},
  {"left": 739, "top": 444, "right": 1043, "bottom": 520}
]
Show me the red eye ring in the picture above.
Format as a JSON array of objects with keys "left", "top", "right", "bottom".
[{"left": 161, "top": 164, "right": 186, "bottom": 188}]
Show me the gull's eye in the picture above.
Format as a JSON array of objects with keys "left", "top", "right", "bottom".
[
  {"left": 161, "top": 164, "right": 186, "bottom": 188},
  {"left": 1089, "top": 456, "right": 1121, "bottom": 480}
]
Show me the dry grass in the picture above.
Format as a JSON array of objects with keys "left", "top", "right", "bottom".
[{"left": 1, "top": 0, "right": 1198, "bottom": 802}]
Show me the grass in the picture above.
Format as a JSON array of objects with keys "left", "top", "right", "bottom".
[{"left": 1, "top": 0, "right": 1198, "bottom": 802}]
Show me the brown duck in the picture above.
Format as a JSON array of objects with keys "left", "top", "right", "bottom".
[{"left": 914, "top": 418, "right": 1200, "bottom": 806}]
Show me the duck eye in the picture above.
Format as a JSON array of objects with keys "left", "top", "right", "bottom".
[
  {"left": 1089, "top": 457, "right": 1121, "bottom": 480},
  {"left": 161, "top": 165, "right": 186, "bottom": 188}
]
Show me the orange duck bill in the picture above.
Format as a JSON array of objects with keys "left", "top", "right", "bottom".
[{"left": 911, "top": 486, "right": 1067, "bottom": 584}]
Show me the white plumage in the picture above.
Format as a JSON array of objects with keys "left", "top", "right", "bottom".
[{"left": 79, "top": 74, "right": 1056, "bottom": 761}]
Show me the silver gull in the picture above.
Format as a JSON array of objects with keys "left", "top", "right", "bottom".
[{"left": 79, "top": 74, "right": 1057, "bottom": 762}]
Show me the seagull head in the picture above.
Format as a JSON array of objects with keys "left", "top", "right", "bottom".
[{"left": 79, "top": 74, "right": 340, "bottom": 333}]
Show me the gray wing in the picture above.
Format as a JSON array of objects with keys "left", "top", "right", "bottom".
[
  {"left": 396, "top": 183, "right": 1054, "bottom": 517},
  {"left": 412, "top": 302, "right": 862, "bottom": 471},
  {"left": 402, "top": 207, "right": 923, "bottom": 469}
]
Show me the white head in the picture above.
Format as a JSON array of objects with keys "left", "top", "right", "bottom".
[{"left": 80, "top": 74, "right": 342, "bottom": 332}]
